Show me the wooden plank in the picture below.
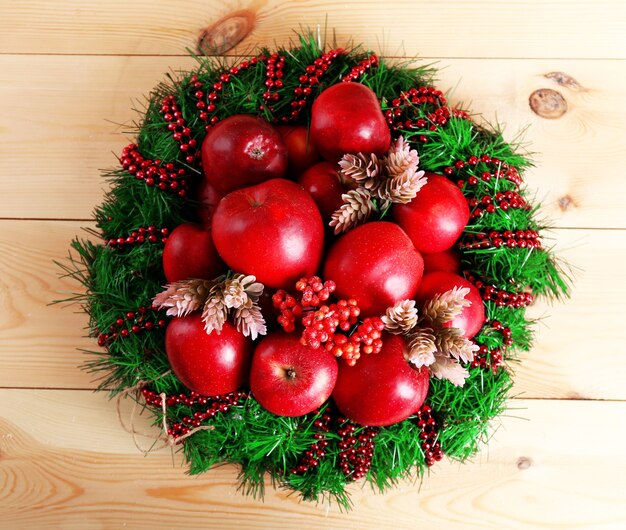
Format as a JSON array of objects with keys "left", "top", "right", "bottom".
[
  {"left": 1, "top": 220, "right": 625, "bottom": 400},
  {"left": 1, "top": 55, "right": 625, "bottom": 227},
  {"left": 1, "top": 0, "right": 625, "bottom": 59},
  {"left": 0, "top": 220, "right": 95, "bottom": 389},
  {"left": 0, "top": 390, "right": 625, "bottom": 529}
]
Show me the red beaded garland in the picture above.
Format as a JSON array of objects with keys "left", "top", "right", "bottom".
[
  {"left": 415, "top": 404, "right": 444, "bottom": 466},
  {"left": 341, "top": 54, "right": 379, "bottom": 83},
  {"left": 119, "top": 144, "right": 188, "bottom": 197},
  {"left": 445, "top": 154, "right": 523, "bottom": 189},
  {"left": 460, "top": 229, "right": 542, "bottom": 251},
  {"left": 470, "top": 343, "right": 504, "bottom": 373},
  {"left": 285, "top": 48, "right": 346, "bottom": 123},
  {"left": 106, "top": 225, "right": 170, "bottom": 250},
  {"left": 465, "top": 273, "right": 535, "bottom": 308},
  {"left": 141, "top": 389, "right": 248, "bottom": 441},
  {"left": 336, "top": 420, "right": 378, "bottom": 481},
  {"left": 384, "top": 86, "right": 471, "bottom": 142},
  {"left": 160, "top": 95, "right": 201, "bottom": 166},
  {"left": 96, "top": 305, "right": 164, "bottom": 347},
  {"left": 290, "top": 409, "right": 332, "bottom": 475},
  {"left": 190, "top": 58, "right": 265, "bottom": 131}
]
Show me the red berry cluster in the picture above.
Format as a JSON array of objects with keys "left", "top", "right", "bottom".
[
  {"left": 96, "top": 305, "right": 165, "bottom": 346},
  {"left": 261, "top": 53, "right": 286, "bottom": 111},
  {"left": 491, "top": 320, "right": 513, "bottom": 347},
  {"left": 161, "top": 95, "right": 200, "bottom": 165},
  {"left": 290, "top": 409, "right": 331, "bottom": 475},
  {"left": 384, "top": 86, "right": 471, "bottom": 142},
  {"left": 337, "top": 421, "right": 378, "bottom": 481},
  {"left": 273, "top": 276, "right": 385, "bottom": 366},
  {"left": 466, "top": 190, "right": 529, "bottom": 220},
  {"left": 106, "top": 226, "right": 170, "bottom": 250},
  {"left": 416, "top": 404, "right": 444, "bottom": 466},
  {"left": 287, "top": 48, "right": 346, "bottom": 122},
  {"left": 190, "top": 58, "right": 262, "bottom": 131},
  {"left": 341, "top": 54, "right": 379, "bottom": 83},
  {"left": 461, "top": 229, "right": 542, "bottom": 251},
  {"left": 465, "top": 273, "right": 534, "bottom": 308},
  {"left": 470, "top": 343, "right": 503, "bottom": 373},
  {"left": 119, "top": 144, "right": 188, "bottom": 197},
  {"left": 444, "top": 155, "right": 523, "bottom": 188},
  {"left": 142, "top": 389, "right": 247, "bottom": 441}
]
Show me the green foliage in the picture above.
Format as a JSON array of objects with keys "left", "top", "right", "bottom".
[{"left": 60, "top": 33, "right": 569, "bottom": 509}]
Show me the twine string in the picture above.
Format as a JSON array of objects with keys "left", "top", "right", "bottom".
[{"left": 116, "top": 370, "right": 213, "bottom": 455}]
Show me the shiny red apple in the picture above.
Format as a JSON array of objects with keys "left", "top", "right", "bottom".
[
  {"left": 323, "top": 221, "right": 424, "bottom": 316},
  {"left": 332, "top": 333, "right": 429, "bottom": 426},
  {"left": 201, "top": 114, "right": 288, "bottom": 194},
  {"left": 277, "top": 125, "right": 321, "bottom": 177},
  {"left": 165, "top": 314, "right": 253, "bottom": 396},
  {"left": 392, "top": 173, "right": 470, "bottom": 254},
  {"left": 212, "top": 178, "right": 325, "bottom": 289},
  {"left": 310, "top": 83, "right": 391, "bottom": 162},
  {"left": 250, "top": 331, "right": 338, "bottom": 416},
  {"left": 415, "top": 271, "right": 485, "bottom": 339},
  {"left": 423, "top": 248, "right": 462, "bottom": 275},
  {"left": 162, "top": 223, "right": 226, "bottom": 283},
  {"left": 297, "top": 161, "right": 345, "bottom": 223}
]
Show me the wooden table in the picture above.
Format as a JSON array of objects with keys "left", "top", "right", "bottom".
[{"left": 1, "top": 2, "right": 626, "bottom": 528}]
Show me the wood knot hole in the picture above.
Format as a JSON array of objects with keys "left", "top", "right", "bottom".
[
  {"left": 529, "top": 89, "right": 567, "bottom": 119},
  {"left": 558, "top": 194, "right": 577, "bottom": 212},
  {"left": 517, "top": 456, "right": 532, "bottom": 470},
  {"left": 544, "top": 72, "right": 583, "bottom": 91},
  {"left": 198, "top": 10, "right": 256, "bottom": 55}
]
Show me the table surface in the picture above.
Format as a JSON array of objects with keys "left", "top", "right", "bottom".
[{"left": 1, "top": 2, "right": 626, "bottom": 529}]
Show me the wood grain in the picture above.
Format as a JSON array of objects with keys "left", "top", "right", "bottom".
[
  {"left": 1, "top": 55, "right": 625, "bottom": 227},
  {"left": 1, "top": 0, "right": 625, "bottom": 59},
  {"left": 1, "top": 390, "right": 625, "bottom": 530},
  {"left": 2, "top": 220, "right": 625, "bottom": 400}
]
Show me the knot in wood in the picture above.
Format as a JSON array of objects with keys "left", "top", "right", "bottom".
[
  {"left": 198, "top": 10, "right": 256, "bottom": 55},
  {"left": 529, "top": 89, "right": 568, "bottom": 119}
]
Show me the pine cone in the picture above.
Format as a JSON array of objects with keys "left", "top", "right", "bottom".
[
  {"left": 201, "top": 291, "right": 228, "bottom": 335},
  {"left": 329, "top": 188, "right": 375, "bottom": 234},
  {"left": 339, "top": 153, "right": 383, "bottom": 190},
  {"left": 375, "top": 168, "right": 427, "bottom": 204},
  {"left": 152, "top": 279, "right": 213, "bottom": 317},
  {"left": 435, "top": 327, "right": 478, "bottom": 364},
  {"left": 428, "top": 353, "right": 470, "bottom": 387},
  {"left": 421, "top": 286, "right": 472, "bottom": 327},
  {"left": 222, "top": 274, "right": 264, "bottom": 309},
  {"left": 385, "top": 136, "right": 420, "bottom": 178},
  {"left": 382, "top": 299, "right": 419, "bottom": 334},
  {"left": 233, "top": 304, "right": 267, "bottom": 341},
  {"left": 406, "top": 328, "right": 437, "bottom": 368}
]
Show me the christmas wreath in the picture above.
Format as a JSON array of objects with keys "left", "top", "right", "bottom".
[{"left": 62, "top": 34, "right": 568, "bottom": 508}]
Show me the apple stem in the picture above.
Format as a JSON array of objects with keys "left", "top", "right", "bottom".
[{"left": 286, "top": 368, "right": 297, "bottom": 379}]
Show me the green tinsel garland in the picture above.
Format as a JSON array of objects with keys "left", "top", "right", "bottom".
[{"left": 60, "top": 34, "right": 569, "bottom": 509}]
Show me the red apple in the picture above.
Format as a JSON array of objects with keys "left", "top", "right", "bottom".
[
  {"left": 277, "top": 125, "right": 321, "bottom": 177},
  {"left": 297, "top": 161, "right": 345, "bottom": 223},
  {"left": 165, "top": 314, "right": 253, "bottom": 396},
  {"left": 201, "top": 114, "right": 288, "bottom": 194},
  {"left": 323, "top": 221, "right": 424, "bottom": 316},
  {"left": 162, "top": 223, "right": 226, "bottom": 283},
  {"left": 392, "top": 173, "right": 470, "bottom": 254},
  {"left": 415, "top": 271, "right": 485, "bottom": 339},
  {"left": 310, "top": 83, "right": 391, "bottom": 162},
  {"left": 212, "top": 178, "right": 325, "bottom": 289},
  {"left": 250, "top": 331, "right": 338, "bottom": 416},
  {"left": 193, "top": 178, "right": 223, "bottom": 227},
  {"left": 423, "top": 248, "right": 462, "bottom": 275},
  {"left": 332, "top": 333, "right": 429, "bottom": 426}
]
